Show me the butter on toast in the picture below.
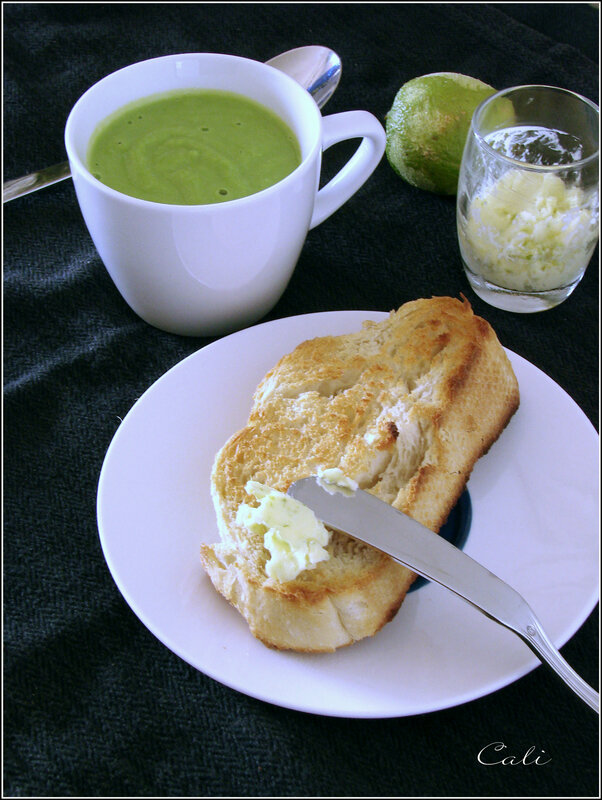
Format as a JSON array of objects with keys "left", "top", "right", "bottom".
[{"left": 200, "top": 296, "right": 519, "bottom": 652}]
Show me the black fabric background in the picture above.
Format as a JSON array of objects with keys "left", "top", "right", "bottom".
[{"left": 3, "top": 3, "right": 599, "bottom": 797}]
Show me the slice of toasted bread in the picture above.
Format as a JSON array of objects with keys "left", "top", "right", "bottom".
[{"left": 200, "top": 296, "right": 519, "bottom": 652}]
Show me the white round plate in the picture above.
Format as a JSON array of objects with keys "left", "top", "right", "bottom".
[{"left": 97, "top": 311, "right": 599, "bottom": 717}]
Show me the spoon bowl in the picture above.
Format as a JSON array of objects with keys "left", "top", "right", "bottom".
[
  {"left": 267, "top": 45, "right": 341, "bottom": 110},
  {"left": 3, "top": 45, "right": 342, "bottom": 203}
]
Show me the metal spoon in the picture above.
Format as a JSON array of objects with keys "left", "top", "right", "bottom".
[{"left": 3, "top": 45, "right": 342, "bottom": 203}]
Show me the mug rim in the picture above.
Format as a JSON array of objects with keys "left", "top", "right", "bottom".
[
  {"left": 64, "top": 52, "right": 323, "bottom": 210},
  {"left": 472, "top": 83, "right": 600, "bottom": 171}
]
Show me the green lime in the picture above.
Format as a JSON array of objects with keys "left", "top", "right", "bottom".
[{"left": 385, "top": 72, "right": 497, "bottom": 195}]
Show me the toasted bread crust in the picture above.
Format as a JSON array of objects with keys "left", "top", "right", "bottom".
[{"left": 200, "top": 297, "right": 519, "bottom": 652}]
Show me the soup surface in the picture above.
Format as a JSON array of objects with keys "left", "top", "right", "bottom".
[{"left": 87, "top": 89, "right": 301, "bottom": 204}]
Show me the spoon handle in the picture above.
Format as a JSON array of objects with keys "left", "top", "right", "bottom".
[{"left": 4, "top": 160, "right": 72, "bottom": 202}]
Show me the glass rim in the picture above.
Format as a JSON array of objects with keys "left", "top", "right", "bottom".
[{"left": 472, "top": 84, "right": 600, "bottom": 171}]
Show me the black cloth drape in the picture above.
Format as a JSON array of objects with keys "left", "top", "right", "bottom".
[{"left": 4, "top": 3, "right": 599, "bottom": 797}]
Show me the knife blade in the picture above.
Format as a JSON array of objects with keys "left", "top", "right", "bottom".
[{"left": 287, "top": 476, "right": 599, "bottom": 712}]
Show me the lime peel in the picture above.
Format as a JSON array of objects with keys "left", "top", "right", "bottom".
[{"left": 385, "top": 72, "right": 497, "bottom": 195}]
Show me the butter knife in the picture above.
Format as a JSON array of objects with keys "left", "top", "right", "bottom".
[{"left": 287, "top": 476, "right": 599, "bottom": 713}]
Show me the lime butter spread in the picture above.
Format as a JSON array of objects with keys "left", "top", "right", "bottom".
[
  {"left": 460, "top": 169, "right": 597, "bottom": 292},
  {"left": 316, "top": 466, "right": 359, "bottom": 496},
  {"left": 236, "top": 481, "right": 330, "bottom": 582}
]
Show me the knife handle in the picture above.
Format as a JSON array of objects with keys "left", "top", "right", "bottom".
[{"left": 512, "top": 606, "right": 599, "bottom": 713}]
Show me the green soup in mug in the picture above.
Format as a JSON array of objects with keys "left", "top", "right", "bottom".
[{"left": 86, "top": 89, "right": 302, "bottom": 205}]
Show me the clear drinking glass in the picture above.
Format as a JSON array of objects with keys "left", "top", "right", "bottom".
[{"left": 457, "top": 85, "right": 599, "bottom": 312}]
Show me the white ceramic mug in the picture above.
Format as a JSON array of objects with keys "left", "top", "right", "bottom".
[{"left": 65, "top": 53, "right": 386, "bottom": 336}]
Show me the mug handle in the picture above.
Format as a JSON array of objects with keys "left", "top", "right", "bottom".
[{"left": 309, "top": 110, "right": 386, "bottom": 230}]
